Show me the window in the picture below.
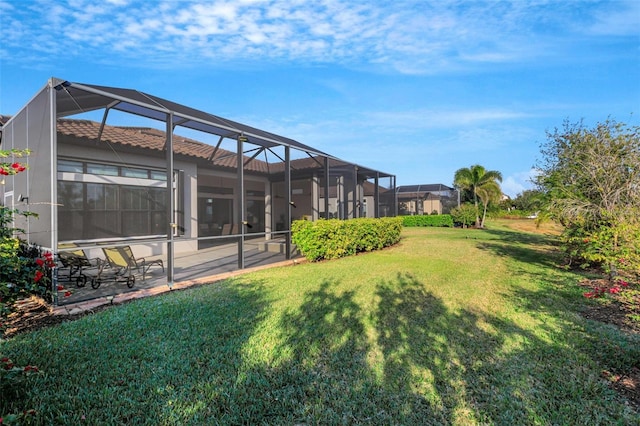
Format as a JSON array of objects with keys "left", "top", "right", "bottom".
[
  {"left": 122, "top": 167, "right": 150, "bottom": 179},
  {"left": 57, "top": 159, "right": 177, "bottom": 241},
  {"left": 58, "top": 182, "right": 168, "bottom": 240},
  {"left": 87, "top": 163, "right": 118, "bottom": 176},
  {"left": 149, "top": 170, "right": 167, "bottom": 181},
  {"left": 58, "top": 181, "right": 83, "bottom": 209},
  {"left": 87, "top": 183, "right": 118, "bottom": 210},
  {"left": 58, "top": 160, "right": 83, "bottom": 173},
  {"left": 58, "top": 182, "right": 84, "bottom": 240}
]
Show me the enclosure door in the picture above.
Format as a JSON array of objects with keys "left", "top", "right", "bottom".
[{"left": 246, "top": 199, "right": 265, "bottom": 234}]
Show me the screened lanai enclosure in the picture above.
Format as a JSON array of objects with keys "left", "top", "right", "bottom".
[
  {"left": 396, "top": 184, "right": 459, "bottom": 215},
  {"left": 0, "top": 78, "right": 396, "bottom": 305}
]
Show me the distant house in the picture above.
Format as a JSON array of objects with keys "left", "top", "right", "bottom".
[{"left": 396, "top": 184, "right": 458, "bottom": 215}]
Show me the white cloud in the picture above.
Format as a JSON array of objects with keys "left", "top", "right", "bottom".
[
  {"left": 501, "top": 169, "right": 539, "bottom": 198},
  {"left": 501, "top": 176, "right": 526, "bottom": 199},
  {"left": 2, "top": 0, "right": 632, "bottom": 73},
  {"left": 587, "top": 0, "right": 640, "bottom": 36},
  {"left": 0, "top": 0, "right": 13, "bottom": 12}
]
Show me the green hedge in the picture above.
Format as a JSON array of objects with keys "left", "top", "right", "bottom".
[
  {"left": 401, "top": 214, "right": 454, "bottom": 227},
  {"left": 291, "top": 217, "right": 403, "bottom": 262}
]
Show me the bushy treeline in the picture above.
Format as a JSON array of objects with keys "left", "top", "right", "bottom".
[
  {"left": 537, "top": 119, "right": 639, "bottom": 278},
  {"left": 292, "top": 217, "right": 402, "bottom": 262},
  {"left": 401, "top": 214, "right": 453, "bottom": 227}
]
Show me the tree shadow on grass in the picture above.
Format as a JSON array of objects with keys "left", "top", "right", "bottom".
[
  {"left": 475, "top": 239, "right": 562, "bottom": 270},
  {"left": 233, "top": 279, "right": 413, "bottom": 424},
  {"left": 159, "top": 274, "right": 638, "bottom": 424},
  {"left": 374, "top": 272, "right": 530, "bottom": 424},
  {"left": 8, "top": 265, "right": 638, "bottom": 424},
  {"left": 1, "top": 280, "right": 272, "bottom": 425},
  {"left": 219, "top": 273, "right": 637, "bottom": 424},
  {"left": 482, "top": 228, "right": 560, "bottom": 248},
  {"left": 437, "top": 226, "right": 562, "bottom": 272},
  {"left": 373, "top": 272, "right": 636, "bottom": 424}
]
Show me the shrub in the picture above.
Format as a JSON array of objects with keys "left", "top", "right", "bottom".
[
  {"left": 0, "top": 207, "right": 55, "bottom": 327},
  {"left": 401, "top": 214, "right": 453, "bottom": 228},
  {"left": 292, "top": 217, "right": 402, "bottom": 262},
  {"left": 450, "top": 203, "right": 477, "bottom": 228},
  {"left": 1, "top": 149, "right": 56, "bottom": 327},
  {"left": 565, "top": 219, "right": 640, "bottom": 280}
]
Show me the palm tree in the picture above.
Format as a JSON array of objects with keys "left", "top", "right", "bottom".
[
  {"left": 453, "top": 164, "right": 503, "bottom": 227},
  {"left": 476, "top": 181, "right": 502, "bottom": 228}
]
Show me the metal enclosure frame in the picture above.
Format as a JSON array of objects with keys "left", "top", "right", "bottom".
[{"left": 0, "top": 77, "right": 397, "bottom": 302}]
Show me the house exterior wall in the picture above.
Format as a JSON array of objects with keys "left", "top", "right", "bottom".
[{"left": 424, "top": 198, "right": 442, "bottom": 215}]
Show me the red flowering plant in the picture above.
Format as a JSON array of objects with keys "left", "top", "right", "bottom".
[
  {"left": 0, "top": 149, "right": 30, "bottom": 176},
  {"left": 0, "top": 248, "right": 48, "bottom": 422},
  {"left": 582, "top": 283, "right": 625, "bottom": 299},
  {"left": 0, "top": 357, "right": 40, "bottom": 397},
  {"left": 572, "top": 220, "right": 639, "bottom": 324},
  {"left": 0, "top": 213, "right": 56, "bottom": 329},
  {"left": 0, "top": 148, "right": 57, "bottom": 330}
]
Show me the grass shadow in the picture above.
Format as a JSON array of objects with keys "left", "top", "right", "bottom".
[
  {"left": 226, "top": 279, "right": 435, "bottom": 423},
  {"left": 474, "top": 226, "right": 564, "bottom": 270},
  {"left": 1, "top": 280, "right": 271, "bottom": 424},
  {"left": 373, "top": 272, "right": 637, "bottom": 424},
  {"left": 482, "top": 227, "right": 561, "bottom": 248}
]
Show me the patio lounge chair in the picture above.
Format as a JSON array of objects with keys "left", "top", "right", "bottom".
[
  {"left": 101, "top": 246, "right": 164, "bottom": 282},
  {"left": 221, "top": 223, "right": 241, "bottom": 235},
  {"left": 58, "top": 248, "right": 103, "bottom": 288}
]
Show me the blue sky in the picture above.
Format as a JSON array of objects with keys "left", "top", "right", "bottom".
[{"left": 1, "top": 0, "right": 638, "bottom": 197}]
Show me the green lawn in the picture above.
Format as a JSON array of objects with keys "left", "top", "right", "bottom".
[{"left": 2, "top": 222, "right": 639, "bottom": 425}]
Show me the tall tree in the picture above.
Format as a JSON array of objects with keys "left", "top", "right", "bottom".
[
  {"left": 537, "top": 118, "right": 640, "bottom": 277},
  {"left": 511, "top": 189, "right": 546, "bottom": 214},
  {"left": 538, "top": 119, "right": 639, "bottom": 228},
  {"left": 453, "top": 164, "right": 503, "bottom": 227}
]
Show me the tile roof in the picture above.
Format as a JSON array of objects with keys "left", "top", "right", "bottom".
[
  {"left": 4, "top": 116, "right": 384, "bottom": 178},
  {"left": 56, "top": 119, "right": 270, "bottom": 173}
]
